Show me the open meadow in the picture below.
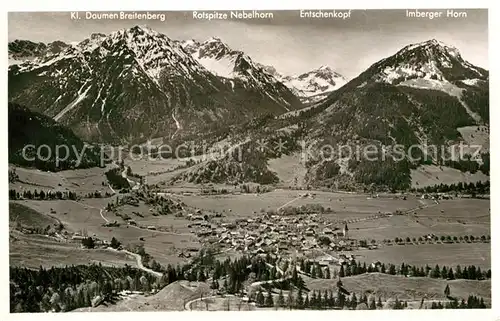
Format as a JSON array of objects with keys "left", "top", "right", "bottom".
[
  {"left": 304, "top": 273, "right": 491, "bottom": 304},
  {"left": 10, "top": 166, "right": 115, "bottom": 195},
  {"left": 176, "top": 189, "right": 423, "bottom": 219},
  {"left": 347, "top": 243, "right": 490, "bottom": 269},
  {"left": 9, "top": 231, "right": 135, "bottom": 269},
  {"left": 12, "top": 198, "right": 199, "bottom": 267},
  {"left": 348, "top": 198, "right": 490, "bottom": 240}
]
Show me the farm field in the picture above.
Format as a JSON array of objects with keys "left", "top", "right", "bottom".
[
  {"left": 9, "top": 231, "right": 135, "bottom": 269},
  {"left": 414, "top": 199, "right": 490, "bottom": 223},
  {"left": 348, "top": 199, "right": 490, "bottom": 240},
  {"left": 304, "top": 273, "right": 491, "bottom": 304},
  {"left": 113, "top": 203, "right": 193, "bottom": 235},
  {"left": 346, "top": 242, "right": 490, "bottom": 269},
  {"left": 411, "top": 165, "right": 489, "bottom": 188},
  {"left": 9, "top": 202, "right": 59, "bottom": 228},
  {"left": 13, "top": 199, "right": 199, "bottom": 267},
  {"left": 10, "top": 166, "right": 115, "bottom": 195},
  {"left": 126, "top": 157, "right": 185, "bottom": 177},
  {"left": 176, "top": 189, "right": 422, "bottom": 219},
  {"left": 13, "top": 199, "right": 109, "bottom": 235},
  {"left": 348, "top": 216, "right": 489, "bottom": 240}
]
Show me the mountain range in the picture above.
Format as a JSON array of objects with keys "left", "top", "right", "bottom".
[
  {"left": 8, "top": 39, "right": 70, "bottom": 64},
  {"left": 165, "top": 39, "right": 489, "bottom": 190},
  {"left": 8, "top": 28, "right": 489, "bottom": 190},
  {"left": 260, "top": 64, "right": 347, "bottom": 103},
  {"left": 8, "top": 26, "right": 304, "bottom": 143}
]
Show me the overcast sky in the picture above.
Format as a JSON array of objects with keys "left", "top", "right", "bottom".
[{"left": 8, "top": 9, "right": 488, "bottom": 79}]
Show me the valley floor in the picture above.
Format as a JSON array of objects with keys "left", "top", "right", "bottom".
[{"left": 9, "top": 165, "right": 490, "bottom": 311}]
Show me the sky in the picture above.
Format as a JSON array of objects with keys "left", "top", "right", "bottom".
[{"left": 8, "top": 9, "right": 488, "bottom": 79}]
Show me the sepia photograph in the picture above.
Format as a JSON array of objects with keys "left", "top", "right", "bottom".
[{"left": 7, "top": 7, "right": 491, "bottom": 314}]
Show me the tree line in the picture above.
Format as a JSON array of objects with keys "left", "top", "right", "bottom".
[
  {"left": 337, "top": 260, "right": 491, "bottom": 281},
  {"left": 384, "top": 234, "right": 490, "bottom": 245},
  {"left": 9, "top": 189, "right": 78, "bottom": 201},
  {"left": 430, "top": 295, "right": 487, "bottom": 309},
  {"left": 411, "top": 180, "right": 490, "bottom": 195},
  {"left": 254, "top": 285, "right": 487, "bottom": 310},
  {"left": 9, "top": 188, "right": 113, "bottom": 201}
]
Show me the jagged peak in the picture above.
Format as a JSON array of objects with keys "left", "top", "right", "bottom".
[
  {"left": 126, "top": 25, "right": 156, "bottom": 35},
  {"left": 398, "top": 38, "right": 461, "bottom": 58},
  {"left": 295, "top": 65, "right": 345, "bottom": 80},
  {"left": 206, "top": 36, "right": 222, "bottom": 42},
  {"left": 90, "top": 33, "right": 106, "bottom": 40},
  {"left": 106, "top": 25, "right": 170, "bottom": 43},
  {"left": 317, "top": 65, "right": 332, "bottom": 71},
  {"left": 181, "top": 39, "right": 199, "bottom": 45},
  {"left": 201, "top": 36, "right": 231, "bottom": 49}
]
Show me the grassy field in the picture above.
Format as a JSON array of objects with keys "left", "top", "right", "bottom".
[
  {"left": 414, "top": 199, "right": 490, "bottom": 223},
  {"left": 304, "top": 273, "right": 491, "bottom": 303},
  {"left": 346, "top": 242, "right": 490, "bottom": 269},
  {"left": 176, "top": 190, "right": 422, "bottom": 219},
  {"left": 113, "top": 203, "right": 193, "bottom": 235},
  {"left": 13, "top": 199, "right": 199, "bottom": 267},
  {"left": 411, "top": 165, "right": 489, "bottom": 188},
  {"left": 12, "top": 200, "right": 107, "bottom": 235},
  {"left": 9, "top": 202, "right": 59, "bottom": 228},
  {"left": 348, "top": 198, "right": 489, "bottom": 240},
  {"left": 74, "top": 274, "right": 491, "bottom": 311},
  {"left": 126, "top": 157, "right": 185, "bottom": 177},
  {"left": 9, "top": 200, "right": 133, "bottom": 268},
  {"left": 10, "top": 166, "right": 114, "bottom": 195},
  {"left": 9, "top": 231, "right": 135, "bottom": 269}
]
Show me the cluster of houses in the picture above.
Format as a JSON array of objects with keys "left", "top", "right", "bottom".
[
  {"left": 71, "top": 231, "right": 110, "bottom": 247},
  {"left": 419, "top": 193, "right": 452, "bottom": 200},
  {"left": 187, "top": 210, "right": 353, "bottom": 256}
]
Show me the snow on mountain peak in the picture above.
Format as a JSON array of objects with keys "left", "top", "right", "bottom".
[
  {"left": 12, "top": 26, "right": 210, "bottom": 89},
  {"left": 197, "top": 37, "right": 233, "bottom": 60},
  {"left": 370, "top": 38, "right": 486, "bottom": 86},
  {"left": 281, "top": 65, "right": 347, "bottom": 103},
  {"left": 207, "top": 36, "right": 222, "bottom": 42},
  {"left": 398, "top": 38, "right": 461, "bottom": 61}
]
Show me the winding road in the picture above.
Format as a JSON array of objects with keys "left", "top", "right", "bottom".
[
  {"left": 105, "top": 247, "right": 162, "bottom": 278},
  {"left": 122, "top": 249, "right": 163, "bottom": 278}
]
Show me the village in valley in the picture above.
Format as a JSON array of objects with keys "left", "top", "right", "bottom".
[{"left": 9, "top": 154, "right": 491, "bottom": 312}]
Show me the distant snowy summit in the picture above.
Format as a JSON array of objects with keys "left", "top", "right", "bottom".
[
  {"left": 179, "top": 37, "right": 347, "bottom": 104},
  {"left": 278, "top": 66, "right": 347, "bottom": 104},
  {"left": 256, "top": 64, "right": 347, "bottom": 103}
]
